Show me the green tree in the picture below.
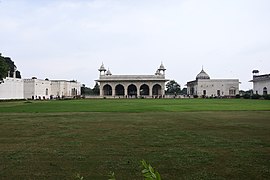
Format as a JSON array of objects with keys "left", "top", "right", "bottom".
[
  {"left": 165, "top": 80, "right": 181, "bottom": 95},
  {"left": 0, "top": 53, "right": 21, "bottom": 79},
  {"left": 81, "top": 84, "right": 92, "bottom": 96},
  {"left": 92, "top": 82, "right": 100, "bottom": 95},
  {"left": 181, "top": 87, "right": 187, "bottom": 95},
  {"left": 0, "top": 57, "right": 9, "bottom": 82}
]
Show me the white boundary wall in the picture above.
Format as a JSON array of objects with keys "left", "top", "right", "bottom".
[
  {"left": 0, "top": 77, "right": 24, "bottom": 100},
  {"left": 0, "top": 78, "right": 81, "bottom": 100}
]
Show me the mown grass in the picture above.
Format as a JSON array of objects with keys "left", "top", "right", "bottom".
[
  {"left": 0, "top": 98, "right": 270, "bottom": 113},
  {"left": 0, "top": 99, "right": 270, "bottom": 179}
]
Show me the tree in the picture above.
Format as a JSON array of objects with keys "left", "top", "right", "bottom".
[
  {"left": 0, "top": 53, "right": 21, "bottom": 80},
  {"left": 92, "top": 82, "right": 100, "bottom": 95},
  {"left": 81, "top": 84, "right": 92, "bottom": 96},
  {"left": 81, "top": 83, "right": 100, "bottom": 96},
  {"left": 181, "top": 87, "right": 187, "bottom": 95},
  {"left": 165, "top": 80, "right": 181, "bottom": 95},
  {"left": 0, "top": 57, "right": 9, "bottom": 82}
]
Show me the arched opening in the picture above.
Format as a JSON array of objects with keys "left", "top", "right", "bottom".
[
  {"left": 152, "top": 84, "right": 162, "bottom": 96},
  {"left": 71, "top": 88, "right": 77, "bottom": 96},
  {"left": 45, "top": 88, "right": 48, "bottom": 96},
  {"left": 203, "top": 90, "right": 206, "bottom": 96},
  {"left": 115, "top": 84, "right": 125, "bottom": 96},
  {"left": 190, "top": 87, "right": 194, "bottom": 95},
  {"left": 128, "top": 84, "right": 137, "bottom": 97},
  {"left": 103, "top": 84, "right": 112, "bottom": 96},
  {"left": 140, "top": 84, "right": 149, "bottom": 96},
  {"left": 263, "top": 87, "right": 267, "bottom": 95},
  {"left": 229, "top": 87, "right": 236, "bottom": 96}
]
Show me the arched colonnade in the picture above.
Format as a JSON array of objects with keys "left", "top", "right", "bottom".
[{"left": 101, "top": 83, "right": 164, "bottom": 97}]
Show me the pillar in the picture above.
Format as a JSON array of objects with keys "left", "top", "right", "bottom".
[
  {"left": 124, "top": 86, "right": 128, "bottom": 97},
  {"left": 149, "top": 86, "right": 153, "bottom": 97},
  {"left": 136, "top": 84, "right": 140, "bottom": 97},
  {"left": 112, "top": 88, "right": 115, "bottom": 97},
  {"left": 100, "top": 84, "right": 103, "bottom": 96}
]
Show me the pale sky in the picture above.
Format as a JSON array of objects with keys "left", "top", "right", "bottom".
[{"left": 1, "top": 0, "right": 270, "bottom": 90}]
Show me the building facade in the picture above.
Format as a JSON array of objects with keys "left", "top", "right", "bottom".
[
  {"left": 187, "top": 69, "right": 239, "bottom": 97},
  {"left": 96, "top": 63, "right": 168, "bottom": 98},
  {"left": 250, "top": 73, "right": 270, "bottom": 95},
  {"left": 0, "top": 77, "right": 24, "bottom": 100},
  {"left": 24, "top": 78, "right": 81, "bottom": 99},
  {"left": 0, "top": 76, "right": 81, "bottom": 100},
  {"left": 24, "top": 78, "right": 52, "bottom": 99},
  {"left": 51, "top": 80, "right": 81, "bottom": 98}
]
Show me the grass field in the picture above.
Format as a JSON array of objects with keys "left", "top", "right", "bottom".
[{"left": 0, "top": 99, "right": 270, "bottom": 179}]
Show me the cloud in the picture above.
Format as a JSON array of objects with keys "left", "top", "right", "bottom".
[{"left": 0, "top": 0, "right": 270, "bottom": 89}]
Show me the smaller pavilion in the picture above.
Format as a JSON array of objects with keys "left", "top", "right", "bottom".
[
  {"left": 250, "top": 70, "right": 270, "bottom": 95},
  {"left": 96, "top": 63, "right": 168, "bottom": 98},
  {"left": 187, "top": 68, "right": 239, "bottom": 97}
]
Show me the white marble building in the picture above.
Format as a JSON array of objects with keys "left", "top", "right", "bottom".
[
  {"left": 187, "top": 69, "right": 239, "bottom": 97},
  {"left": 0, "top": 76, "right": 81, "bottom": 100},
  {"left": 250, "top": 73, "right": 270, "bottom": 95},
  {"left": 96, "top": 63, "right": 168, "bottom": 98},
  {"left": 24, "top": 78, "right": 81, "bottom": 99},
  {"left": 24, "top": 78, "right": 51, "bottom": 99},
  {"left": 0, "top": 77, "right": 24, "bottom": 100},
  {"left": 51, "top": 80, "right": 81, "bottom": 98}
]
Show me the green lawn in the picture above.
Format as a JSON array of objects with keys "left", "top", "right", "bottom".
[
  {"left": 0, "top": 99, "right": 270, "bottom": 179},
  {"left": 1, "top": 98, "right": 270, "bottom": 113}
]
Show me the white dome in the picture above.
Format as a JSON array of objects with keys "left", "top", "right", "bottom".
[
  {"left": 158, "top": 62, "right": 166, "bottom": 70},
  {"left": 106, "top": 69, "right": 112, "bottom": 76},
  {"left": 98, "top": 63, "right": 106, "bottom": 71},
  {"left": 196, "top": 69, "right": 210, "bottom": 79}
]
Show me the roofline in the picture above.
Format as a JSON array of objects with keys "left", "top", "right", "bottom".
[{"left": 96, "top": 79, "right": 169, "bottom": 82}]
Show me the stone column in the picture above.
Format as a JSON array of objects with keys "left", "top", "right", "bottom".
[
  {"left": 149, "top": 86, "right": 153, "bottom": 97},
  {"left": 161, "top": 86, "right": 165, "bottom": 96},
  {"left": 112, "top": 86, "right": 115, "bottom": 97},
  {"left": 124, "top": 86, "right": 128, "bottom": 97},
  {"left": 100, "top": 84, "right": 103, "bottom": 96},
  {"left": 136, "top": 85, "right": 140, "bottom": 97}
]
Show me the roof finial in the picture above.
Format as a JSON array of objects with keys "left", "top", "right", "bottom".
[
  {"left": 98, "top": 62, "right": 106, "bottom": 72},
  {"left": 106, "top": 68, "right": 112, "bottom": 76}
]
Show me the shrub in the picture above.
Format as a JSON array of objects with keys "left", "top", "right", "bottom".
[
  {"left": 251, "top": 94, "right": 261, "bottom": 99},
  {"left": 141, "top": 160, "right": 161, "bottom": 180},
  {"left": 242, "top": 93, "right": 251, "bottom": 99},
  {"left": 263, "top": 94, "right": 270, "bottom": 100},
  {"left": 235, "top": 94, "right": 241, "bottom": 99},
  {"left": 104, "top": 160, "right": 161, "bottom": 180}
]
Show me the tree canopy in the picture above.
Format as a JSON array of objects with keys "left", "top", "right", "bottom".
[
  {"left": 92, "top": 82, "right": 100, "bottom": 95},
  {"left": 0, "top": 53, "right": 21, "bottom": 81},
  {"left": 81, "top": 83, "right": 100, "bottom": 96},
  {"left": 165, "top": 80, "right": 181, "bottom": 95},
  {"left": 0, "top": 58, "right": 9, "bottom": 82}
]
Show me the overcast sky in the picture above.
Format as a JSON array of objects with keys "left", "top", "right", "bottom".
[{"left": 1, "top": 0, "right": 270, "bottom": 90}]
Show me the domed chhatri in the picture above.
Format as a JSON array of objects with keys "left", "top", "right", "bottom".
[
  {"left": 98, "top": 63, "right": 106, "bottom": 72},
  {"left": 158, "top": 62, "right": 166, "bottom": 71},
  {"left": 98, "top": 63, "right": 107, "bottom": 76},
  {"left": 157, "top": 62, "right": 166, "bottom": 75},
  {"left": 196, "top": 69, "right": 210, "bottom": 80},
  {"left": 106, "top": 68, "right": 112, "bottom": 76}
]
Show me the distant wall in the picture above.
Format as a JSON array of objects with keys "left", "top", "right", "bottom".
[
  {"left": 0, "top": 77, "right": 24, "bottom": 100},
  {"left": 24, "top": 79, "right": 51, "bottom": 99},
  {"left": 253, "top": 80, "right": 270, "bottom": 95},
  {"left": 1, "top": 78, "right": 81, "bottom": 100}
]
